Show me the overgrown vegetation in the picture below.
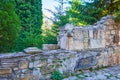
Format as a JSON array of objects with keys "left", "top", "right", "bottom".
[{"left": 51, "top": 70, "right": 63, "bottom": 80}]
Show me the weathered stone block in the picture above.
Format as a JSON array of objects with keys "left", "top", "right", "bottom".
[
  {"left": 89, "top": 30, "right": 93, "bottom": 38},
  {"left": 42, "top": 44, "right": 59, "bottom": 50},
  {"left": 33, "top": 61, "right": 40, "bottom": 67},
  {"left": 24, "top": 47, "right": 42, "bottom": 54},
  {"left": 21, "top": 77, "right": 30, "bottom": 80},
  {"left": 73, "top": 41, "right": 84, "bottom": 50},
  {"left": 119, "top": 30, "right": 120, "bottom": 45},
  {"left": 90, "top": 39, "right": 105, "bottom": 48},
  {"left": 75, "top": 56, "right": 97, "bottom": 70},
  {"left": 111, "top": 30, "right": 116, "bottom": 34},
  {"left": 83, "top": 30, "right": 89, "bottom": 38},
  {"left": 108, "top": 53, "right": 115, "bottom": 66},
  {"left": 29, "top": 63, "right": 34, "bottom": 68},
  {"left": 19, "top": 60, "right": 28, "bottom": 69},
  {"left": 73, "top": 28, "right": 83, "bottom": 40},
  {"left": 17, "top": 75, "right": 32, "bottom": 80},
  {"left": 39, "top": 61, "right": 47, "bottom": 67},
  {"left": 59, "top": 36, "right": 67, "bottom": 49},
  {"left": 116, "top": 47, "right": 120, "bottom": 54},
  {"left": 34, "top": 56, "right": 40, "bottom": 60},
  {"left": 61, "top": 57, "right": 78, "bottom": 72},
  {"left": 1, "top": 62, "right": 18, "bottom": 68},
  {"left": 117, "top": 53, "right": 120, "bottom": 64},
  {"left": 67, "top": 37, "right": 74, "bottom": 50},
  {"left": 84, "top": 38, "right": 89, "bottom": 43},
  {"left": 0, "top": 68, "right": 12, "bottom": 75},
  {"left": 102, "top": 52, "right": 109, "bottom": 67},
  {"left": 84, "top": 43, "right": 89, "bottom": 49},
  {"left": 32, "top": 68, "right": 41, "bottom": 80}
]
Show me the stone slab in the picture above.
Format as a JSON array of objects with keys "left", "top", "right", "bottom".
[
  {"left": 19, "top": 60, "right": 28, "bottom": 69},
  {"left": 75, "top": 56, "right": 97, "bottom": 70},
  {"left": 24, "top": 47, "right": 42, "bottom": 54},
  {"left": 0, "top": 68, "right": 12, "bottom": 75},
  {"left": 42, "top": 44, "right": 59, "bottom": 50}
]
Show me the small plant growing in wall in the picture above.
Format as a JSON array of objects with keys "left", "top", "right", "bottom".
[{"left": 51, "top": 70, "right": 63, "bottom": 80}]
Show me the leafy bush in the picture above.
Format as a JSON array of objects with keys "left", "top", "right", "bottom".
[{"left": 51, "top": 70, "right": 63, "bottom": 80}]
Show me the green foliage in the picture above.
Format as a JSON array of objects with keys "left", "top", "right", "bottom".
[
  {"left": 115, "top": 10, "right": 120, "bottom": 22},
  {"left": 15, "top": 0, "right": 42, "bottom": 34},
  {"left": 43, "top": 0, "right": 120, "bottom": 46},
  {"left": 43, "top": 0, "right": 68, "bottom": 44},
  {"left": 51, "top": 70, "right": 63, "bottom": 80},
  {"left": 66, "top": 0, "right": 86, "bottom": 26},
  {"left": 42, "top": 29, "right": 57, "bottom": 44},
  {"left": 66, "top": 0, "right": 103, "bottom": 25},
  {"left": 66, "top": 0, "right": 120, "bottom": 25},
  {"left": 14, "top": 0, "right": 43, "bottom": 51},
  {"left": 0, "top": 1, "right": 21, "bottom": 52},
  {"left": 47, "top": 0, "right": 69, "bottom": 27},
  {"left": 15, "top": 31, "right": 43, "bottom": 51}
]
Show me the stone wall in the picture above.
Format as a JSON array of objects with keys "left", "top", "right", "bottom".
[
  {"left": 58, "top": 15, "right": 120, "bottom": 50},
  {"left": 0, "top": 15, "right": 120, "bottom": 80},
  {"left": 0, "top": 46, "right": 120, "bottom": 80}
]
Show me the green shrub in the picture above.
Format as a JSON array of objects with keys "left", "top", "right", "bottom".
[{"left": 51, "top": 70, "right": 63, "bottom": 80}]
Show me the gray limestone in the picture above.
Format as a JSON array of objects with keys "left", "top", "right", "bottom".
[{"left": 24, "top": 47, "right": 42, "bottom": 54}]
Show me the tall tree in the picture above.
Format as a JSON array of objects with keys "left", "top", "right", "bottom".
[
  {"left": 66, "top": 0, "right": 87, "bottom": 26},
  {"left": 66, "top": 0, "right": 120, "bottom": 25},
  {"left": 0, "top": 0, "right": 21, "bottom": 52},
  {"left": 42, "top": 0, "right": 70, "bottom": 44},
  {"left": 47, "top": 0, "right": 69, "bottom": 27},
  {"left": 15, "top": 0, "right": 43, "bottom": 50},
  {"left": 15, "top": 0, "right": 42, "bottom": 33}
]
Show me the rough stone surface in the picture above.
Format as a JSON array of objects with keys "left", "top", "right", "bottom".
[
  {"left": 0, "top": 46, "right": 120, "bottom": 79},
  {"left": 19, "top": 60, "right": 29, "bottom": 69},
  {"left": 63, "top": 65, "right": 120, "bottom": 80},
  {"left": 58, "top": 15, "right": 119, "bottom": 50},
  {"left": 0, "top": 68, "right": 12, "bottom": 75},
  {"left": 42, "top": 44, "right": 59, "bottom": 50},
  {"left": 24, "top": 47, "right": 42, "bottom": 54},
  {"left": 68, "top": 76, "right": 78, "bottom": 80},
  {"left": 75, "top": 56, "right": 97, "bottom": 70}
]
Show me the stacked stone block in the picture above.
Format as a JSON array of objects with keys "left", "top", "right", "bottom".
[{"left": 58, "top": 15, "right": 119, "bottom": 50}]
